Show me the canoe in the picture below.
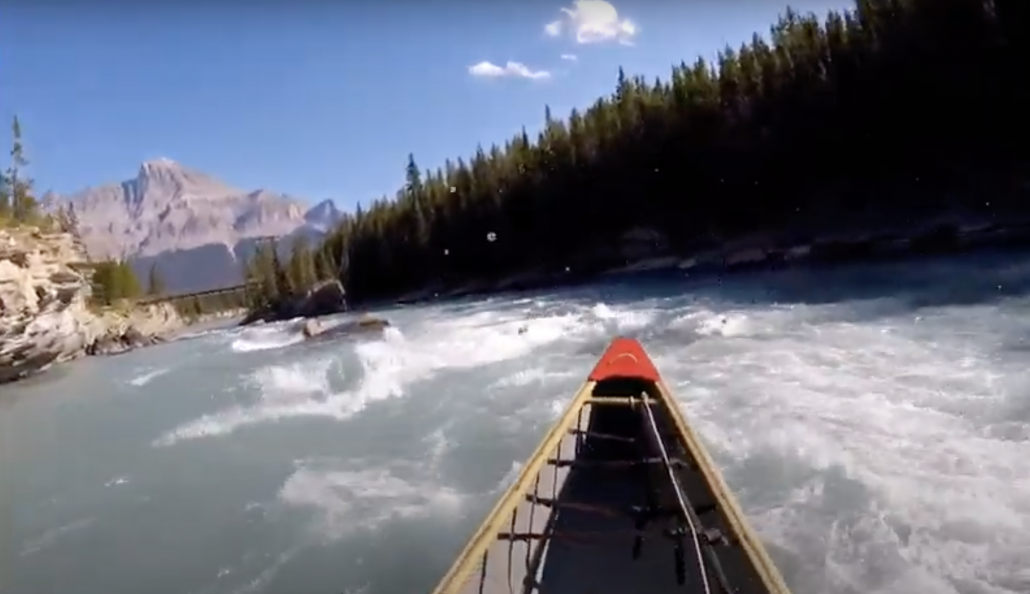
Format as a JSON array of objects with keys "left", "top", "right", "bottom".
[{"left": 430, "top": 337, "right": 792, "bottom": 594}]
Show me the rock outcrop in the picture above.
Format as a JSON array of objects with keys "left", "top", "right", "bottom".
[
  {"left": 0, "top": 227, "right": 186, "bottom": 384},
  {"left": 240, "top": 279, "right": 349, "bottom": 325},
  {"left": 300, "top": 280, "right": 348, "bottom": 318}
]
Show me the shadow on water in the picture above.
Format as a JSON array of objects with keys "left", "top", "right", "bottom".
[
  {"left": 0, "top": 362, "right": 82, "bottom": 411},
  {"left": 584, "top": 248, "right": 1030, "bottom": 316}
]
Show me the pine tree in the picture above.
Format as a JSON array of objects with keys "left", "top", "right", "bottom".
[
  {"left": 7, "top": 116, "right": 36, "bottom": 222},
  {"left": 90, "top": 259, "right": 143, "bottom": 305},
  {"left": 406, "top": 153, "right": 429, "bottom": 247},
  {"left": 117, "top": 261, "right": 141, "bottom": 299},
  {"left": 270, "top": 239, "right": 291, "bottom": 297},
  {"left": 286, "top": 235, "right": 317, "bottom": 293},
  {"left": 146, "top": 263, "right": 166, "bottom": 296},
  {"left": 314, "top": 249, "right": 335, "bottom": 281},
  {"left": 0, "top": 170, "right": 10, "bottom": 220}
]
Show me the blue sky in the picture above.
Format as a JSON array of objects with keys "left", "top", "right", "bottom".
[{"left": 0, "top": 0, "right": 850, "bottom": 209}]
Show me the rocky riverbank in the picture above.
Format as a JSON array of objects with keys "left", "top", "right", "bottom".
[
  {"left": 0, "top": 227, "right": 189, "bottom": 385},
  {"left": 388, "top": 211, "right": 1030, "bottom": 304}
]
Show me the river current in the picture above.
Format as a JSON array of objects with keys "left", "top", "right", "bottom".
[{"left": 3, "top": 252, "right": 1030, "bottom": 594}]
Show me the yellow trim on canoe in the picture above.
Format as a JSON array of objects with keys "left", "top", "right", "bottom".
[
  {"left": 431, "top": 380, "right": 597, "bottom": 594},
  {"left": 430, "top": 376, "right": 792, "bottom": 594},
  {"left": 653, "top": 379, "right": 791, "bottom": 594}
]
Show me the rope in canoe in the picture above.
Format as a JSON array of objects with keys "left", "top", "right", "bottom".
[
  {"left": 640, "top": 393, "right": 734, "bottom": 594},
  {"left": 493, "top": 399, "right": 736, "bottom": 593}
]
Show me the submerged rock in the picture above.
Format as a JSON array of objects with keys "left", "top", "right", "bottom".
[
  {"left": 301, "top": 319, "right": 324, "bottom": 338},
  {"left": 299, "top": 314, "right": 390, "bottom": 342}
]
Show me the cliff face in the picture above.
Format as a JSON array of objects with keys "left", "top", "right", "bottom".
[{"left": 0, "top": 227, "right": 185, "bottom": 384}]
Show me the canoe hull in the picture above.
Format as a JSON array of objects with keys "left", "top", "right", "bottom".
[{"left": 432, "top": 338, "right": 791, "bottom": 594}]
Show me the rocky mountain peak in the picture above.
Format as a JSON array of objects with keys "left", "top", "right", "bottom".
[
  {"left": 133, "top": 157, "right": 235, "bottom": 203},
  {"left": 304, "top": 199, "right": 343, "bottom": 230},
  {"left": 48, "top": 161, "right": 347, "bottom": 292},
  {"left": 140, "top": 156, "right": 178, "bottom": 170}
]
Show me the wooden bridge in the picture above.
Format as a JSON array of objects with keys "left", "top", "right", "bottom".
[
  {"left": 138, "top": 282, "right": 259, "bottom": 305},
  {"left": 136, "top": 234, "right": 279, "bottom": 306}
]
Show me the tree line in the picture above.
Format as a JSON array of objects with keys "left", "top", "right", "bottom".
[
  {"left": 242, "top": 234, "right": 338, "bottom": 312},
  {"left": 88, "top": 261, "right": 171, "bottom": 304},
  {"left": 244, "top": 0, "right": 1029, "bottom": 309},
  {"left": 88, "top": 260, "right": 248, "bottom": 319}
]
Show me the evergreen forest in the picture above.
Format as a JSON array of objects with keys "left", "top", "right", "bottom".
[{"left": 252, "top": 1, "right": 1029, "bottom": 306}]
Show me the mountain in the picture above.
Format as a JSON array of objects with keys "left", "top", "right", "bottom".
[
  {"left": 304, "top": 199, "right": 343, "bottom": 231},
  {"left": 51, "top": 159, "right": 341, "bottom": 293}
]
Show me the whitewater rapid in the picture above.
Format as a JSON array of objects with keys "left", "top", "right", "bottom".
[{"left": 4, "top": 256, "right": 1030, "bottom": 594}]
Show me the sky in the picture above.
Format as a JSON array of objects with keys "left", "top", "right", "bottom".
[{"left": 0, "top": 0, "right": 851, "bottom": 210}]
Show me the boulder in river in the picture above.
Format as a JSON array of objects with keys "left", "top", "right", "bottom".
[
  {"left": 299, "top": 314, "right": 391, "bottom": 342},
  {"left": 241, "top": 279, "right": 349, "bottom": 325},
  {"left": 298, "top": 279, "right": 348, "bottom": 318},
  {"left": 301, "top": 319, "right": 324, "bottom": 338}
]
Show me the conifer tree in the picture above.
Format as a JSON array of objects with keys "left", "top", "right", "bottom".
[
  {"left": 146, "top": 264, "right": 166, "bottom": 296},
  {"left": 0, "top": 171, "right": 10, "bottom": 220},
  {"left": 7, "top": 116, "right": 36, "bottom": 222},
  {"left": 241, "top": 0, "right": 1028, "bottom": 310}
]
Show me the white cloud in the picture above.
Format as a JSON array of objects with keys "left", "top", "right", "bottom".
[
  {"left": 468, "top": 61, "right": 551, "bottom": 80},
  {"left": 548, "top": 0, "right": 637, "bottom": 46},
  {"left": 560, "top": 53, "right": 578, "bottom": 61}
]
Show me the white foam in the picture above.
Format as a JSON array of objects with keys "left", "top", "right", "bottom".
[
  {"left": 489, "top": 367, "right": 576, "bottom": 390},
  {"left": 278, "top": 449, "right": 525, "bottom": 545},
  {"left": 104, "top": 476, "right": 129, "bottom": 487},
  {"left": 494, "top": 460, "right": 524, "bottom": 492},
  {"left": 19, "top": 517, "right": 96, "bottom": 557},
  {"left": 153, "top": 357, "right": 342, "bottom": 445},
  {"left": 128, "top": 367, "right": 170, "bottom": 387},
  {"left": 659, "top": 310, "right": 1030, "bottom": 592},
  {"left": 155, "top": 315, "right": 580, "bottom": 445},
  {"left": 589, "top": 302, "right": 656, "bottom": 330},
  {"left": 278, "top": 461, "right": 464, "bottom": 541},
  {"left": 669, "top": 308, "right": 760, "bottom": 338},
  {"left": 156, "top": 288, "right": 1030, "bottom": 592},
  {"left": 157, "top": 300, "right": 702, "bottom": 447},
  {"left": 229, "top": 324, "right": 304, "bottom": 353},
  {"left": 696, "top": 311, "right": 753, "bottom": 337},
  {"left": 178, "top": 326, "right": 228, "bottom": 341},
  {"left": 254, "top": 360, "right": 334, "bottom": 405}
]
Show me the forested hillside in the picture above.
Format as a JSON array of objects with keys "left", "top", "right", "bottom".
[{"left": 247, "top": 0, "right": 1028, "bottom": 308}]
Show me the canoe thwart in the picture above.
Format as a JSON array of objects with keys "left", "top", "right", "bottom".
[
  {"left": 429, "top": 336, "right": 793, "bottom": 594},
  {"left": 583, "top": 395, "right": 658, "bottom": 405},
  {"left": 545, "top": 456, "right": 695, "bottom": 469},
  {"left": 566, "top": 428, "right": 636, "bottom": 443}
]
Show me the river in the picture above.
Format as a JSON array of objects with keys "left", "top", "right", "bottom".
[{"left": 3, "top": 251, "right": 1030, "bottom": 594}]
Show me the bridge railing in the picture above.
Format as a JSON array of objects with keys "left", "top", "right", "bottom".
[{"left": 137, "top": 282, "right": 261, "bottom": 305}]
